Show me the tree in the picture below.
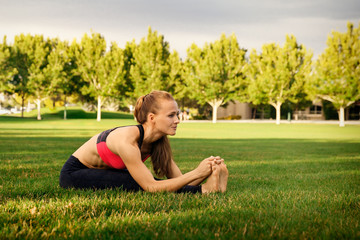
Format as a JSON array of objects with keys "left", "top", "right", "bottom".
[
  {"left": 6, "top": 36, "right": 30, "bottom": 117},
  {"left": 184, "top": 34, "right": 247, "bottom": 123},
  {"left": 44, "top": 38, "right": 79, "bottom": 120},
  {"left": 25, "top": 35, "right": 51, "bottom": 120},
  {"left": 0, "top": 36, "right": 14, "bottom": 97},
  {"left": 168, "top": 50, "right": 187, "bottom": 101},
  {"left": 7, "top": 34, "right": 50, "bottom": 119},
  {"left": 129, "top": 27, "right": 172, "bottom": 100},
  {"left": 98, "top": 42, "right": 126, "bottom": 112},
  {"left": 246, "top": 35, "right": 313, "bottom": 124},
  {"left": 122, "top": 40, "right": 137, "bottom": 110},
  {"left": 311, "top": 22, "right": 360, "bottom": 127},
  {"left": 75, "top": 32, "right": 125, "bottom": 121}
]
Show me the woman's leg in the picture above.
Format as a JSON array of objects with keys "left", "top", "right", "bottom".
[
  {"left": 60, "top": 156, "right": 202, "bottom": 193},
  {"left": 185, "top": 161, "right": 229, "bottom": 193},
  {"left": 60, "top": 155, "right": 142, "bottom": 191},
  {"left": 219, "top": 162, "right": 228, "bottom": 193},
  {"left": 201, "top": 164, "right": 221, "bottom": 193},
  {"left": 176, "top": 185, "right": 202, "bottom": 194}
]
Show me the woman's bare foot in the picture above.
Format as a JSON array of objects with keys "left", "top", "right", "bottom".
[
  {"left": 201, "top": 164, "right": 220, "bottom": 193},
  {"left": 219, "top": 163, "right": 228, "bottom": 193}
]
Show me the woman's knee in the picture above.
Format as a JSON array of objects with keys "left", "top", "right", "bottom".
[{"left": 59, "top": 171, "right": 72, "bottom": 188}]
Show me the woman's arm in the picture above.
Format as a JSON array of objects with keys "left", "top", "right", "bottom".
[
  {"left": 114, "top": 140, "right": 213, "bottom": 192},
  {"left": 166, "top": 156, "right": 221, "bottom": 186},
  {"left": 167, "top": 159, "right": 209, "bottom": 186}
]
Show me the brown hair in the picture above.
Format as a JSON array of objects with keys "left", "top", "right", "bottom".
[{"left": 134, "top": 90, "right": 175, "bottom": 177}]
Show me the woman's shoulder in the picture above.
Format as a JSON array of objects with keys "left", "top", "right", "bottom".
[{"left": 109, "top": 125, "right": 140, "bottom": 143}]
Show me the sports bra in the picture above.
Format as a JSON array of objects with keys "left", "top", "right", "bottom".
[{"left": 96, "top": 125, "right": 150, "bottom": 169}]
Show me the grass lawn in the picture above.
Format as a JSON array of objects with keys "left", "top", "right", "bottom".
[{"left": 0, "top": 112, "right": 359, "bottom": 239}]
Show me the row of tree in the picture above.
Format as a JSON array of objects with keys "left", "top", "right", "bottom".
[{"left": 0, "top": 23, "right": 359, "bottom": 126}]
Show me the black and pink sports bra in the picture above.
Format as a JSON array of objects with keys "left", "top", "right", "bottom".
[{"left": 96, "top": 125, "right": 150, "bottom": 169}]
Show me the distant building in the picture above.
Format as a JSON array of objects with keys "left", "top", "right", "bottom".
[
  {"left": 217, "top": 100, "right": 328, "bottom": 120},
  {"left": 294, "top": 102, "right": 325, "bottom": 120},
  {"left": 217, "top": 101, "right": 252, "bottom": 119}
]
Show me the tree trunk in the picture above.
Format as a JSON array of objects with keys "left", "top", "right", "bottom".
[
  {"left": 21, "top": 95, "right": 25, "bottom": 118},
  {"left": 64, "top": 96, "right": 67, "bottom": 120},
  {"left": 212, "top": 105, "right": 218, "bottom": 123},
  {"left": 208, "top": 99, "right": 223, "bottom": 123},
  {"left": 276, "top": 102, "right": 281, "bottom": 125},
  {"left": 271, "top": 102, "right": 282, "bottom": 125},
  {"left": 27, "top": 100, "right": 31, "bottom": 112},
  {"left": 338, "top": 106, "right": 345, "bottom": 127},
  {"left": 252, "top": 107, "right": 257, "bottom": 120},
  {"left": 97, "top": 95, "right": 102, "bottom": 122},
  {"left": 294, "top": 106, "right": 299, "bottom": 121},
  {"left": 35, "top": 98, "right": 42, "bottom": 120}
]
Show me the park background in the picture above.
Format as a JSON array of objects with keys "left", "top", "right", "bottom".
[{"left": 1, "top": 0, "right": 360, "bottom": 239}]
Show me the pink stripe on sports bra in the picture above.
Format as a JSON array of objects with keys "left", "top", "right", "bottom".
[
  {"left": 96, "top": 125, "right": 150, "bottom": 169},
  {"left": 97, "top": 142, "right": 150, "bottom": 169}
]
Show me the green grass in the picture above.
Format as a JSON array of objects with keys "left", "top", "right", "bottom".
[
  {"left": 5, "top": 106, "right": 135, "bottom": 120},
  {"left": 0, "top": 115, "right": 359, "bottom": 239}
]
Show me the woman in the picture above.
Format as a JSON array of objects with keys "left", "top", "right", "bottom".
[{"left": 60, "top": 90, "right": 228, "bottom": 194}]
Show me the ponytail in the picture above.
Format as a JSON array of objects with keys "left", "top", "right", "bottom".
[
  {"left": 134, "top": 95, "right": 147, "bottom": 124},
  {"left": 151, "top": 136, "right": 172, "bottom": 177},
  {"left": 134, "top": 91, "right": 174, "bottom": 177}
]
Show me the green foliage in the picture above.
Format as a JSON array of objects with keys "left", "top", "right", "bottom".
[
  {"left": 168, "top": 50, "right": 186, "bottom": 99},
  {"left": 1, "top": 23, "right": 360, "bottom": 125},
  {"left": 312, "top": 22, "right": 360, "bottom": 109},
  {"left": 0, "top": 120, "right": 359, "bottom": 239},
  {"left": 24, "top": 35, "right": 51, "bottom": 100},
  {"left": 75, "top": 32, "right": 126, "bottom": 121},
  {"left": 185, "top": 34, "right": 247, "bottom": 122},
  {"left": 122, "top": 40, "right": 137, "bottom": 102},
  {"left": 43, "top": 38, "right": 80, "bottom": 119},
  {"left": 129, "top": 27, "right": 173, "bottom": 100},
  {"left": 45, "top": 39, "right": 79, "bottom": 98},
  {"left": 75, "top": 32, "right": 107, "bottom": 99},
  {"left": 246, "top": 35, "right": 313, "bottom": 124},
  {"left": 219, "top": 114, "right": 242, "bottom": 120},
  {"left": 6, "top": 34, "right": 51, "bottom": 119},
  {"left": 100, "top": 42, "right": 126, "bottom": 99},
  {"left": 185, "top": 34, "right": 247, "bottom": 105},
  {"left": 0, "top": 36, "right": 14, "bottom": 92},
  {"left": 311, "top": 22, "right": 360, "bottom": 126}
]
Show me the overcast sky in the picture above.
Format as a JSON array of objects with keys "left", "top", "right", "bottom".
[{"left": 1, "top": 0, "right": 359, "bottom": 59}]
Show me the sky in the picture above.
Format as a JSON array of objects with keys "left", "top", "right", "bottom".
[{"left": 0, "top": 0, "right": 359, "bottom": 59}]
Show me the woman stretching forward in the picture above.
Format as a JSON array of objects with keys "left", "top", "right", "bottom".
[{"left": 60, "top": 91, "right": 228, "bottom": 194}]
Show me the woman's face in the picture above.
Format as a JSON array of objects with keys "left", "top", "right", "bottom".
[{"left": 153, "top": 99, "right": 180, "bottom": 136}]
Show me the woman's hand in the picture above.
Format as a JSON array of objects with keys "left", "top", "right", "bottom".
[
  {"left": 211, "top": 156, "right": 224, "bottom": 165},
  {"left": 196, "top": 156, "right": 216, "bottom": 178}
]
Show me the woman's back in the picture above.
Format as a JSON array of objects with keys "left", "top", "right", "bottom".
[{"left": 73, "top": 125, "right": 146, "bottom": 169}]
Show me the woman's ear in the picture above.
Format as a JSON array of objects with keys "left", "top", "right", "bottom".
[{"left": 147, "top": 112, "right": 155, "bottom": 122}]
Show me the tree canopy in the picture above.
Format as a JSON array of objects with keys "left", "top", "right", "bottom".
[
  {"left": 246, "top": 35, "right": 313, "bottom": 124},
  {"left": 0, "top": 22, "right": 359, "bottom": 125},
  {"left": 185, "top": 34, "right": 247, "bottom": 123},
  {"left": 129, "top": 28, "right": 173, "bottom": 101},
  {"left": 311, "top": 22, "right": 360, "bottom": 127},
  {"left": 75, "top": 32, "right": 126, "bottom": 121}
]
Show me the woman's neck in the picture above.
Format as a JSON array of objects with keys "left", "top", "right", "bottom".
[{"left": 141, "top": 123, "right": 165, "bottom": 145}]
